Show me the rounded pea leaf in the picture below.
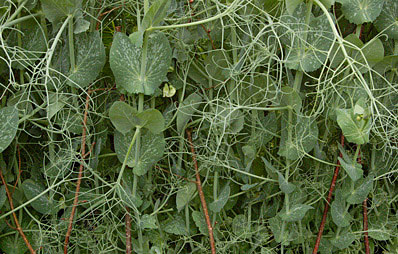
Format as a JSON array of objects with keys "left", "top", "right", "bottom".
[
  {"left": 336, "top": 0, "right": 385, "bottom": 24},
  {"left": 177, "top": 93, "right": 202, "bottom": 133},
  {"left": 330, "top": 229, "right": 356, "bottom": 250},
  {"left": 374, "top": 0, "right": 398, "bottom": 39},
  {"left": 192, "top": 211, "right": 207, "bottom": 235},
  {"left": 110, "top": 32, "right": 172, "bottom": 95},
  {"left": 164, "top": 216, "right": 187, "bottom": 236},
  {"left": 137, "top": 109, "right": 165, "bottom": 134},
  {"left": 116, "top": 171, "right": 143, "bottom": 209},
  {"left": 22, "top": 179, "right": 57, "bottom": 215},
  {"left": 68, "top": 31, "right": 106, "bottom": 88},
  {"left": 277, "top": 171, "right": 296, "bottom": 194},
  {"left": 114, "top": 130, "right": 165, "bottom": 176},
  {"left": 109, "top": 101, "right": 138, "bottom": 134},
  {"left": 331, "top": 193, "right": 352, "bottom": 227},
  {"left": 0, "top": 106, "right": 19, "bottom": 153}
]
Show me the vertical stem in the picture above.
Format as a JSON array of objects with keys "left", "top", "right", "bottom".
[
  {"left": 68, "top": 15, "right": 75, "bottom": 72},
  {"left": 312, "top": 135, "right": 345, "bottom": 253},
  {"left": 363, "top": 198, "right": 370, "bottom": 254},
  {"left": 186, "top": 129, "right": 216, "bottom": 254},
  {"left": 125, "top": 207, "right": 132, "bottom": 254}
]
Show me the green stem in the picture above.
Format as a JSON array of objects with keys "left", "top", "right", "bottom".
[
  {"left": 68, "top": 15, "right": 76, "bottom": 72},
  {"left": 6, "top": 0, "right": 28, "bottom": 25},
  {"left": 116, "top": 127, "right": 141, "bottom": 185}
]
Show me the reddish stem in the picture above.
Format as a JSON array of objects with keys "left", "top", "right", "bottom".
[
  {"left": 0, "top": 170, "right": 36, "bottom": 254},
  {"left": 363, "top": 198, "right": 370, "bottom": 254},
  {"left": 313, "top": 134, "right": 345, "bottom": 253},
  {"left": 186, "top": 129, "right": 216, "bottom": 254},
  {"left": 64, "top": 92, "right": 91, "bottom": 253}
]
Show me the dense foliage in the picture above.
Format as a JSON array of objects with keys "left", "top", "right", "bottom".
[{"left": 0, "top": 0, "right": 398, "bottom": 253}]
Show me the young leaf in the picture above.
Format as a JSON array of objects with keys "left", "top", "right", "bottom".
[
  {"left": 137, "top": 108, "right": 165, "bottom": 134},
  {"left": 346, "top": 175, "right": 374, "bottom": 204},
  {"left": 336, "top": 108, "right": 371, "bottom": 145},
  {"left": 141, "top": 0, "right": 171, "bottom": 31},
  {"left": 110, "top": 32, "right": 172, "bottom": 95},
  {"left": 109, "top": 101, "right": 139, "bottom": 134},
  {"left": 336, "top": 0, "right": 385, "bottom": 25},
  {"left": 337, "top": 144, "right": 363, "bottom": 182},
  {"left": 68, "top": 31, "right": 106, "bottom": 88},
  {"left": 177, "top": 93, "right": 202, "bottom": 133},
  {"left": 278, "top": 204, "right": 313, "bottom": 222},
  {"left": 277, "top": 171, "right": 296, "bottom": 194},
  {"left": 374, "top": 0, "right": 398, "bottom": 40},
  {"left": 0, "top": 106, "right": 19, "bottom": 153},
  {"left": 176, "top": 182, "right": 196, "bottom": 212},
  {"left": 22, "top": 179, "right": 57, "bottom": 215},
  {"left": 209, "top": 184, "right": 230, "bottom": 213}
]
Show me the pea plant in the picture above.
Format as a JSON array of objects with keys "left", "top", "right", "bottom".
[{"left": 0, "top": 0, "right": 397, "bottom": 253}]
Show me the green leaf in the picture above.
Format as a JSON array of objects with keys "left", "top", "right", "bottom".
[
  {"left": 330, "top": 229, "right": 356, "bottom": 249},
  {"left": 286, "top": 0, "right": 304, "bottom": 15},
  {"left": 279, "top": 4, "right": 334, "bottom": 72},
  {"left": 74, "top": 16, "right": 90, "bottom": 34},
  {"left": 7, "top": 19, "right": 46, "bottom": 70},
  {"left": 110, "top": 32, "right": 172, "bottom": 95},
  {"left": 176, "top": 182, "right": 196, "bottom": 212},
  {"left": 68, "top": 31, "right": 106, "bottom": 88},
  {"left": 278, "top": 114, "right": 318, "bottom": 160},
  {"left": 213, "top": 103, "right": 245, "bottom": 134},
  {"left": 268, "top": 216, "right": 287, "bottom": 243},
  {"left": 0, "top": 185, "right": 6, "bottom": 209},
  {"left": 109, "top": 101, "right": 138, "bottom": 134},
  {"left": 346, "top": 175, "right": 374, "bottom": 204},
  {"left": 209, "top": 184, "right": 230, "bottom": 213},
  {"left": 318, "top": 0, "right": 335, "bottom": 9},
  {"left": 0, "top": 106, "right": 18, "bottom": 153},
  {"left": 204, "top": 50, "right": 230, "bottom": 80},
  {"left": 141, "top": 0, "right": 171, "bottom": 31},
  {"left": 279, "top": 86, "right": 302, "bottom": 113},
  {"left": 140, "top": 214, "right": 158, "bottom": 229},
  {"left": 47, "top": 92, "right": 67, "bottom": 119},
  {"left": 278, "top": 204, "right": 313, "bottom": 222},
  {"left": 336, "top": 108, "right": 370, "bottom": 145},
  {"left": 164, "top": 215, "right": 187, "bottom": 235},
  {"left": 137, "top": 109, "right": 165, "bottom": 134},
  {"left": 22, "top": 179, "right": 56, "bottom": 215},
  {"left": 41, "top": 0, "right": 82, "bottom": 23},
  {"left": 277, "top": 171, "right": 296, "bottom": 194},
  {"left": 232, "top": 214, "right": 248, "bottom": 236},
  {"left": 0, "top": 235, "right": 28, "bottom": 254},
  {"left": 177, "top": 93, "right": 202, "bottom": 133},
  {"left": 338, "top": 144, "right": 363, "bottom": 182},
  {"left": 331, "top": 191, "right": 352, "bottom": 227},
  {"left": 374, "top": 0, "right": 398, "bottom": 40},
  {"left": 114, "top": 130, "right": 165, "bottom": 176},
  {"left": 336, "top": 0, "right": 385, "bottom": 24},
  {"left": 116, "top": 170, "right": 143, "bottom": 209},
  {"left": 192, "top": 211, "right": 207, "bottom": 235}
]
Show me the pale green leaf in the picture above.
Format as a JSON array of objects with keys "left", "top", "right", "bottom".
[
  {"left": 286, "top": 0, "right": 303, "bottom": 15},
  {"left": 336, "top": 108, "right": 371, "bottom": 144},
  {"left": 374, "top": 0, "right": 398, "bottom": 39},
  {"left": 140, "top": 214, "right": 158, "bottom": 229},
  {"left": 278, "top": 204, "right": 313, "bottom": 222},
  {"left": 177, "top": 93, "right": 202, "bottom": 133},
  {"left": 192, "top": 211, "right": 207, "bottom": 235},
  {"left": 337, "top": 0, "right": 385, "bottom": 24},
  {"left": 137, "top": 109, "right": 165, "bottom": 134},
  {"left": 68, "top": 31, "right": 106, "bottom": 88},
  {"left": 331, "top": 191, "right": 352, "bottom": 227},
  {"left": 109, "top": 101, "right": 138, "bottom": 134},
  {"left": 0, "top": 106, "right": 18, "bottom": 153},
  {"left": 41, "top": 0, "right": 82, "bottom": 23},
  {"left": 22, "top": 179, "right": 57, "bottom": 215},
  {"left": 277, "top": 171, "right": 296, "bottom": 194},
  {"left": 110, "top": 32, "right": 172, "bottom": 95},
  {"left": 141, "top": 0, "right": 171, "bottom": 31},
  {"left": 0, "top": 185, "right": 6, "bottom": 209},
  {"left": 176, "top": 182, "right": 196, "bottom": 212},
  {"left": 346, "top": 175, "right": 374, "bottom": 204},
  {"left": 209, "top": 184, "right": 230, "bottom": 213},
  {"left": 164, "top": 216, "right": 187, "bottom": 235},
  {"left": 330, "top": 229, "right": 356, "bottom": 249}
]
